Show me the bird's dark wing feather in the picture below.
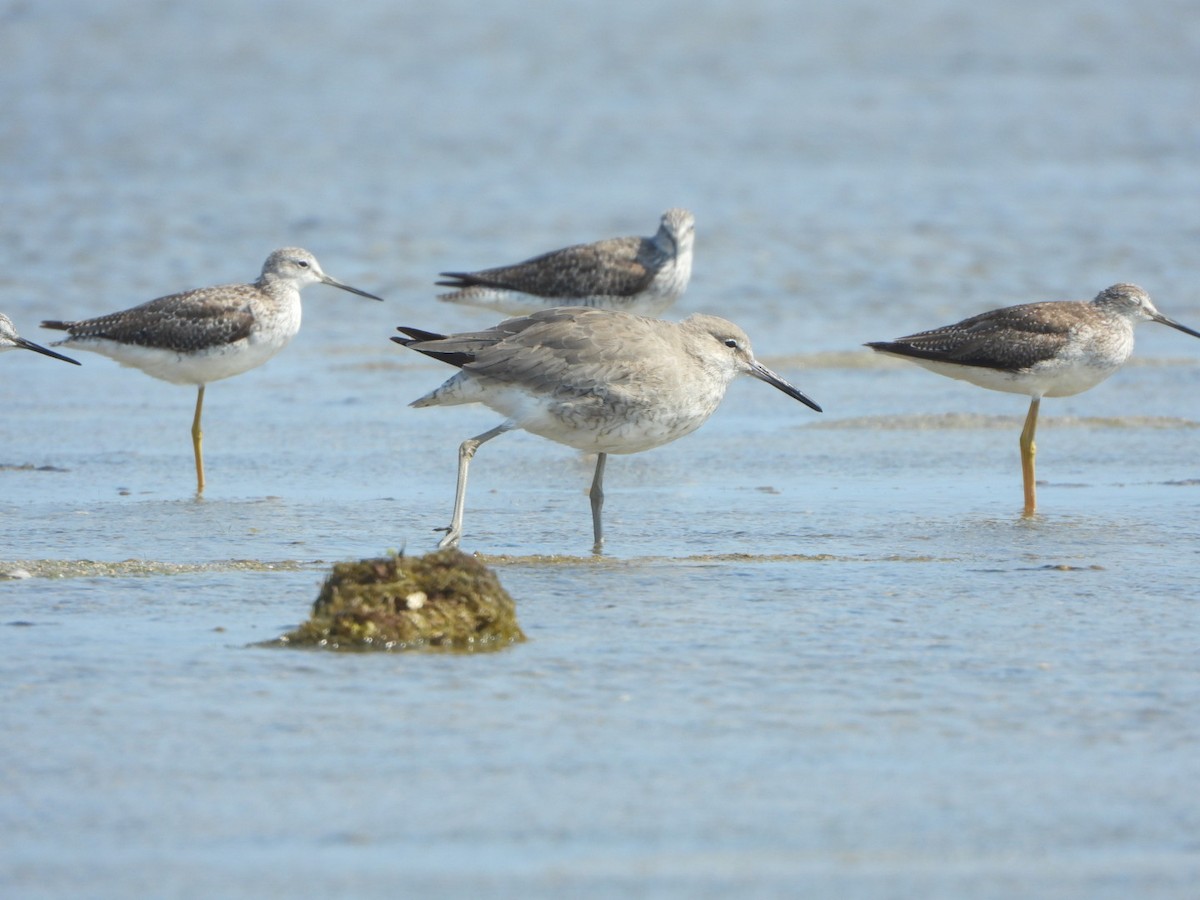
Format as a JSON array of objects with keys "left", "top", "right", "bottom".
[
  {"left": 43, "top": 285, "right": 257, "bottom": 352},
  {"left": 868, "top": 302, "right": 1081, "bottom": 372},
  {"left": 437, "top": 237, "right": 654, "bottom": 298}
]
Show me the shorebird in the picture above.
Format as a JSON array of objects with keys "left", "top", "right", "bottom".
[
  {"left": 393, "top": 306, "right": 821, "bottom": 552},
  {"left": 436, "top": 208, "right": 695, "bottom": 316},
  {"left": 866, "top": 283, "right": 1200, "bottom": 515},
  {"left": 42, "top": 248, "right": 383, "bottom": 494},
  {"left": 1, "top": 313, "right": 79, "bottom": 365}
]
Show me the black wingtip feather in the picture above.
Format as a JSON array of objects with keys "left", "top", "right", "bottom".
[
  {"left": 392, "top": 326, "right": 474, "bottom": 368},
  {"left": 395, "top": 325, "right": 447, "bottom": 343}
]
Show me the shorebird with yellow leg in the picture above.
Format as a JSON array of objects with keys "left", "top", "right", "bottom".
[
  {"left": 42, "top": 248, "right": 383, "bottom": 494},
  {"left": 867, "top": 283, "right": 1200, "bottom": 515}
]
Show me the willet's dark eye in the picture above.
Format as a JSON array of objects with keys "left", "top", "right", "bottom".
[
  {"left": 296, "top": 260, "right": 310, "bottom": 268},
  {"left": 723, "top": 338, "right": 739, "bottom": 349}
]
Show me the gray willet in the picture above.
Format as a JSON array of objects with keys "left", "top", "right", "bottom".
[
  {"left": 1, "top": 313, "right": 79, "bottom": 365},
  {"left": 866, "top": 283, "right": 1200, "bottom": 516},
  {"left": 42, "top": 248, "right": 383, "bottom": 494},
  {"left": 437, "top": 208, "right": 695, "bottom": 316},
  {"left": 393, "top": 306, "right": 822, "bottom": 552}
]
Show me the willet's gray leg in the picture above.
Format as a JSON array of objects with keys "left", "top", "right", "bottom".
[
  {"left": 438, "top": 423, "right": 513, "bottom": 550},
  {"left": 589, "top": 452, "right": 608, "bottom": 553}
]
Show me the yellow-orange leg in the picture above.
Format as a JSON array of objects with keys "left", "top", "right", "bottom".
[
  {"left": 192, "top": 385, "right": 206, "bottom": 495},
  {"left": 1019, "top": 397, "right": 1040, "bottom": 516}
]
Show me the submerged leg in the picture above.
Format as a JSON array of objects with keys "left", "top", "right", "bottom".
[
  {"left": 1019, "top": 397, "right": 1040, "bottom": 516},
  {"left": 589, "top": 452, "right": 608, "bottom": 554},
  {"left": 438, "top": 423, "right": 512, "bottom": 550},
  {"left": 192, "top": 385, "right": 206, "bottom": 495}
]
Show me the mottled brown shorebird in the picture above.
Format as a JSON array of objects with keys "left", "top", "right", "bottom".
[
  {"left": 437, "top": 208, "right": 695, "bottom": 316},
  {"left": 42, "top": 248, "right": 383, "bottom": 493},
  {"left": 867, "top": 283, "right": 1200, "bottom": 515},
  {"left": 1, "top": 313, "right": 79, "bottom": 365},
  {"left": 394, "top": 306, "right": 821, "bottom": 552}
]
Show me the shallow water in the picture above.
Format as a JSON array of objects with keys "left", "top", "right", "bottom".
[{"left": 3, "top": 1, "right": 1200, "bottom": 897}]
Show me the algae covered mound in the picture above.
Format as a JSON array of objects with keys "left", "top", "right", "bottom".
[{"left": 277, "top": 549, "right": 525, "bottom": 651}]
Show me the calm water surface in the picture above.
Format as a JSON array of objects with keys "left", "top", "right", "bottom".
[{"left": 2, "top": 1, "right": 1200, "bottom": 897}]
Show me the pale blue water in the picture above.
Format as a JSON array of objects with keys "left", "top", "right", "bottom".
[{"left": 3, "top": 1, "right": 1200, "bottom": 897}]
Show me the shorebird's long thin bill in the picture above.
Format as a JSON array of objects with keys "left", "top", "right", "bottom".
[
  {"left": 18, "top": 337, "right": 81, "bottom": 365},
  {"left": 750, "top": 361, "right": 822, "bottom": 412},
  {"left": 321, "top": 275, "right": 385, "bottom": 302},
  {"left": 1152, "top": 312, "right": 1200, "bottom": 340}
]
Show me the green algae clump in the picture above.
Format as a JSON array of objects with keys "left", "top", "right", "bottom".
[{"left": 277, "top": 549, "right": 525, "bottom": 652}]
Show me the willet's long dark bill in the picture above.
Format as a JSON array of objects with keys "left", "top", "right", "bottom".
[
  {"left": 0, "top": 313, "right": 80, "bottom": 365},
  {"left": 436, "top": 208, "right": 694, "bottom": 316},
  {"left": 393, "top": 307, "right": 821, "bottom": 553},
  {"left": 866, "top": 283, "right": 1200, "bottom": 516},
  {"left": 42, "top": 248, "right": 383, "bottom": 494}
]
